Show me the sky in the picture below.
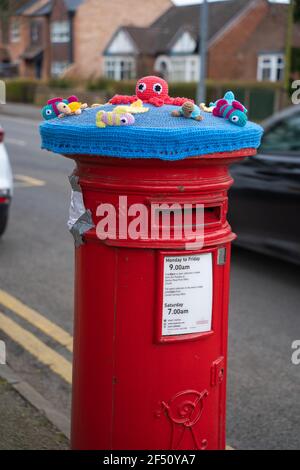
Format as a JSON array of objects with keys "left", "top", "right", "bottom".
[{"left": 173, "top": 0, "right": 289, "bottom": 5}]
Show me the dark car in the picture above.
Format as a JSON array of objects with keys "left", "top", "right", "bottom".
[
  {"left": 229, "top": 105, "right": 300, "bottom": 265},
  {"left": 0, "top": 62, "right": 18, "bottom": 78}
]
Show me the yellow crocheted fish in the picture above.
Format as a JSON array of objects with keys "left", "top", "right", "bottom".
[
  {"left": 68, "top": 102, "right": 84, "bottom": 113},
  {"left": 57, "top": 101, "right": 88, "bottom": 117}
]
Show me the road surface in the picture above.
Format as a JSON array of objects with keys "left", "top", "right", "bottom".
[{"left": 0, "top": 111, "right": 299, "bottom": 450}]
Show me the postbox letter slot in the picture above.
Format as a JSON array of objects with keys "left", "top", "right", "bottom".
[
  {"left": 153, "top": 205, "right": 221, "bottom": 230},
  {"left": 204, "top": 206, "right": 221, "bottom": 225}
]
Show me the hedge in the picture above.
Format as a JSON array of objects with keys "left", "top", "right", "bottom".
[
  {"left": 2, "top": 77, "right": 289, "bottom": 121},
  {"left": 86, "top": 79, "right": 286, "bottom": 120},
  {"left": 47, "top": 77, "right": 79, "bottom": 89},
  {"left": 5, "top": 78, "right": 39, "bottom": 103}
]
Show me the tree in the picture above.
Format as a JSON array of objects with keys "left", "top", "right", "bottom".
[
  {"left": 294, "top": 0, "right": 300, "bottom": 22},
  {"left": 0, "top": 0, "right": 29, "bottom": 43},
  {"left": 0, "top": 0, "right": 28, "bottom": 12},
  {"left": 285, "top": 0, "right": 296, "bottom": 89}
]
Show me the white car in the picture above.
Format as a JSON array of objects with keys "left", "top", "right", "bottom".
[{"left": 0, "top": 126, "right": 13, "bottom": 236}]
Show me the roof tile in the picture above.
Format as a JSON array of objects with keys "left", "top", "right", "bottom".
[{"left": 121, "top": 0, "right": 265, "bottom": 54}]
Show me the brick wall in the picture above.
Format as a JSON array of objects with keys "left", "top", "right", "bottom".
[
  {"left": 2, "top": 12, "right": 49, "bottom": 79},
  {"left": 42, "top": 17, "right": 51, "bottom": 80},
  {"left": 236, "top": 4, "right": 288, "bottom": 81},
  {"left": 208, "top": 0, "right": 269, "bottom": 80},
  {"left": 50, "top": 0, "right": 71, "bottom": 65},
  {"left": 72, "top": 0, "right": 172, "bottom": 78},
  {"left": 137, "top": 56, "right": 156, "bottom": 78},
  {"left": 7, "top": 16, "right": 29, "bottom": 64}
]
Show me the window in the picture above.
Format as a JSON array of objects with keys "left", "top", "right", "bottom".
[
  {"left": 171, "top": 31, "right": 197, "bottom": 54},
  {"left": 31, "top": 22, "right": 39, "bottom": 43},
  {"left": 257, "top": 54, "right": 285, "bottom": 82},
  {"left": 170, "top": 58, "right": 186, "bottom": 82},
  {"left": 157, "top": 55, "right": 199, "bottom": 82},
  {"left": 103, "top": 57, "right": 136, "bottom": 81},
  {"left": 188, "top": 57, "right": 199, "bottom": 82},
  {"left": 154, "top": 56, "right": 170, "bottom": 80},
  {"left": 104, "top": 59, "right": 116, "bottom": 79},
  {"left": 260, "top": 112, "right": 300, "bottom": 155},
  {"left": 10, "top": 20, "right": 20, "bottom": 43},
  {"left": 51, "top": 61, "right": 69, "bottom": 77},
  {"left": 51, "top": 21, "right": 70, "bottom": 43}
]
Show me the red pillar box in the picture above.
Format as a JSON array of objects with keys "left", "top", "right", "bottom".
[{"left": 40, "top": 83, "right": 263, "bottom": 450}]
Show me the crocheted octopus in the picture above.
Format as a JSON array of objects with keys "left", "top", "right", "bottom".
[{"left": 109, "top": 76, "right": 194, "bottom": 108}]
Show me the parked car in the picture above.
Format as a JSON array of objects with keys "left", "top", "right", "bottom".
[
  {"left": 0, "top": 126, "right": 13, "bottom": 237},
  {"left": 0, "top": 62, "right": 18, "bottom": 78},
  {"left": 229, "top": 105, "right": 300, "bottom": 265}
]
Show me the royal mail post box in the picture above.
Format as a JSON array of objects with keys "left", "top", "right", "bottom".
[
  {"left": 69, "top": 150, "right": 255, "bottom": 450},
  {"left": 40, "top": 96, "right": 263, "bottom": 450}
]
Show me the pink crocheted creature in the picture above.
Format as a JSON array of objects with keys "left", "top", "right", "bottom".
[{"left": 109, "top": 76, "right": 194, "bottom": 108}]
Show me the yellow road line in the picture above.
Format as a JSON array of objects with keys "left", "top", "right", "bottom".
[
  {"left": 0, "top": 289, "right": 73, "bottom": 352},
  {"left": 5, "top": 137, "right": 26, "bottom": 147},
  {"left": 14, "top": 174, "right": 46, "bottom": 188},
  {"left": 0, "top": 312, "right": 72, "bottom": 384}
]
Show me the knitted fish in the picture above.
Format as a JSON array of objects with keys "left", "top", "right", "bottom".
[
  {"left": 213, "top": 99, "right": 248, "bottom": 127},
  {"left": 41, "top": 95, "right": 83, "bottom": 120},
  {"left": 42, "top": 98, "right": 68, "bottom": 120},
  {"left": 96, "top": 110, "right": 135, "bottom": 128},
  {"left": 210, "top": 91, "right": 236, "bottom": 108},
  {"left": 201, "top": 91, "right": 248, "bottom": 115}
]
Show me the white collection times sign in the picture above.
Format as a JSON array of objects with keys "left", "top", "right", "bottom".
[{"left": 162, "top": 253, "right": 213, "bottom": 336}]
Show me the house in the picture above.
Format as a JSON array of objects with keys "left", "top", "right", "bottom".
[
  {"left": 0, "top": 0, "right": 79, "bottom": 79},
  {"left": 0, "top": 0, "right": 171, "bottom": 79},
  {"left": 103, "top": 0, "right": 298, "bottom": 83}
]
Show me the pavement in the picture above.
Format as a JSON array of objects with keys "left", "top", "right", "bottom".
[
  {"left": 0, "top": 103, "right": 300, "bottom": 450},
  {"left": 0, "top": 372, "right": 68, "bottom": 450},
  {"left": 0, "top": 102, "right": 41, "bottom": 121}
]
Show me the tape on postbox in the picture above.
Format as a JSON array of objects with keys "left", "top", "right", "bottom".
[
  {"left": 68, "top": 175, "right": 95, "bottom": 247},
  {"left": 159, "top": 252, "right": 213, "bottom": 340}
]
